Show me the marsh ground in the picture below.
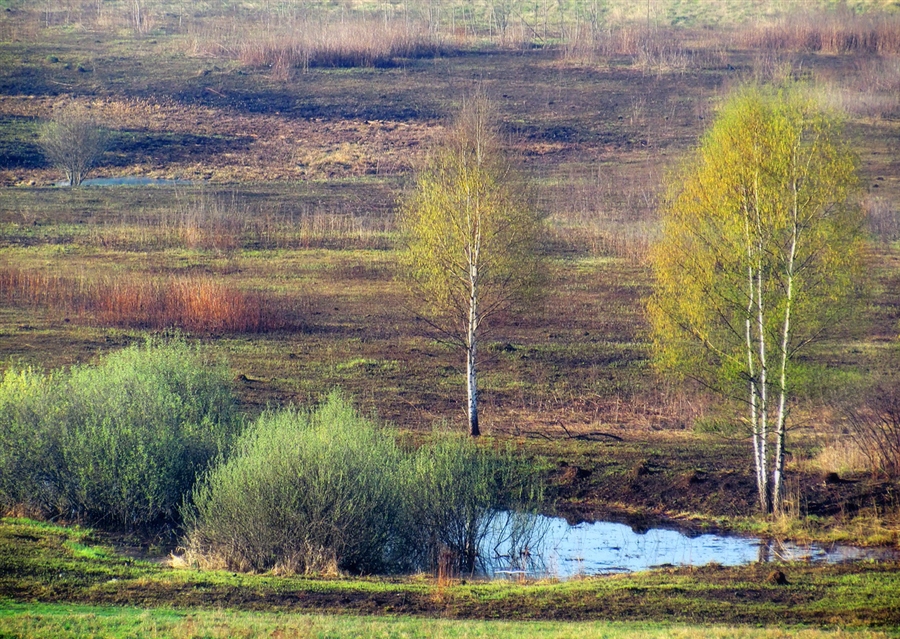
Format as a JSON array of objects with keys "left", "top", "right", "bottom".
[{"left": 1, "top": 0, "right": 900, "bottom": 631}]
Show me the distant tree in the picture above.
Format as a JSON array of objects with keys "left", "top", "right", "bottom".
[
  {"left": 648, "top": 85, "right": 865, "bottom": 514},
  {"left": 400, "top": 95, "right": 544, "bottom": 437},
  {"left": 39, "top": 105, "right": 108, "bottom": 187}
]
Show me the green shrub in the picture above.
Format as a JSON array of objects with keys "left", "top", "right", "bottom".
[
  {"left": 185, "top": 392, "right": 406, "bottom": 574},
  {"left": 184, "top": 396, "right": 545, "bottom": 576},
  {"left": 406, "top": 433, "right": 545, "bottom": 574},
  {"left": 0, "top": 367, "right": 59, "bottom": 513},
  {"left": 0, "top": 339, "right": 238, "bottom": 528}
]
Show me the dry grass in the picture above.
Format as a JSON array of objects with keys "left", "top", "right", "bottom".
[
  {"left": 561, "top": 26, "right": 717, "bottom": 75},
  {"left": 740, "top": 10, "right": 900, "bottom": 56},
  {"left": 0, "top": 267, "right": 292, "bottom": 333},
  {"left": 809, "top": 55, "right": 900, "bottom": 119},
  {"left": 225, "top": 19, "right": 445, "bottom": 73},
  {"left": 813, "top": 439, "right": 874, "bottom": 476},
  {"left": 85, "top": 193, "right": 397, "bottom": 252},
  {"left": 864, "top": 195, "right": 900, "bottom": 242}
]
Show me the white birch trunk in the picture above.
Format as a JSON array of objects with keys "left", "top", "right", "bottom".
[
  {"left": 744, "top": 210, "right": 767, "bottom": 513},
  {"left": 772, "top": 181, "right": 800, "bottom": 513},
  {"left": 753, "top": 182, "right": 771, "bottom": 513},
  {"left": 467, "top": 318, "right": 479, "bottom": 437},
  {"left": 466, "top": 196, "right": 481, "bottom": 438}
]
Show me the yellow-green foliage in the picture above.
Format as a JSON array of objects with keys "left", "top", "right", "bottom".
[
  {"left": 648, "top": 84, "right": 864, "bottom": 399},
  {"left": 400, "top": 95, "right": 545, "bottom": 338}
]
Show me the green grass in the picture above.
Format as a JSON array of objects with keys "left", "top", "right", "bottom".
[
  {"left": 0, "top": 602, "right": 896, "bottom": 639},
  {"left": 2, "top": 518, "right": 900, "bottom": 630},
  {"left": 61, "top": 542, "right": 114, "bottom": 561}
]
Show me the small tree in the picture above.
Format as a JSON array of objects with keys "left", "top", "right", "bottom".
[
  {"left": 40, "top": 105, "right": 108, "bottom": 187},
  {"left": 648, "top": 85, "right": 864, "bottom": 514},
  {"left": 841, "top": 376, "right": 900, "bottom": 479},
  {"left": 400, "top": 96, "right": 544, "bottom": 436}
]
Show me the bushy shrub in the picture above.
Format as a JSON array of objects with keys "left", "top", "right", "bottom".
[
  {"left": 406, "top": 433, "right": 544, "bottom": 574},
  {"left": 0, "top": 339, "right": 238, "bottom": 528},
  {"left": 184, "top": 392, "right": 407, "bottom": 574},
  {"left": 184, "top": 396, "right": 545, "bottom": 576},
  {"left": 0, "top": 367, "right": 58, "bottom": 514},
  {"left": 39, "top": 103, "right": 108, "bottom": 187}
]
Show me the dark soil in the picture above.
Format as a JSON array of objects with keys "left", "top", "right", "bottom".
[{"left": 539, "top": 436, "right": 900, "bottom": 527}]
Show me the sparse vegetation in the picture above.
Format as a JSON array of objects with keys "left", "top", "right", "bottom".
[
  {"left": 38, "top": 104, "right": 107, "bottom": 187},
  {"left": 841, "top": 377, "right": 900, "bottom": 479}
]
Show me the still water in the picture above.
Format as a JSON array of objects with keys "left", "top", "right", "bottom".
[{"left": 484, "top": 514, "right": 899, "bottom": 579}]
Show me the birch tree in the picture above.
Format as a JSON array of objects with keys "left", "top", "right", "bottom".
[
  {"left": 648, "top": 86, "right": 864, "bottom": 514},
  {"left": 400, "top": 96, "right": 544, "bottom": 437}
]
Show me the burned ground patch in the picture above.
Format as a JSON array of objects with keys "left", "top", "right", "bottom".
[{"left": 105, "top": 130, "right": 254, "bottom": 167}]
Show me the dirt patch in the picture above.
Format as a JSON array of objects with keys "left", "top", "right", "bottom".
[{"left": 543, "top": 436, "right": 900, "bottom": 525}]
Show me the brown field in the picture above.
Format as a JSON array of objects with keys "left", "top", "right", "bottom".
[
  {"left": 1, "top": 0, "right": 900, "bottom": 535},
  {"left": 4, "top": 3, "right": 900, "bottom": 635}
]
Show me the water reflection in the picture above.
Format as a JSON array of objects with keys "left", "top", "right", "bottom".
[{"left": 484, "top": 514, "right": 898, "bottom": 580}]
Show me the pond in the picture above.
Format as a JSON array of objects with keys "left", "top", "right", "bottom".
[
  {"left": 56, "top": 177, "right": 194, "bottom": 187},
  {"left": 483, "top": 514, "right": 900, "bottom": 580}
]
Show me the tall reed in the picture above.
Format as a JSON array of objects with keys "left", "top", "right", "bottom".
[
  {"left": 192, "top": 18, "right": 445, "bottom": 72},
  {"left": 740, "top": 10, "right": 900, "bottom": 55},
  {"left": 0, "top": 267, "right": 293, "bottom": 333}
]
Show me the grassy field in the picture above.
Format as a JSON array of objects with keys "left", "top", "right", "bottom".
[
  {"left": 2, "top": 0, "right": 900, "bottom": 633},
  {"left": 3, "top": 604, "right": 898, "bottom": 639},
  {"left": 1, "top": 0, "right": 899, "bottom": 513},
  {"left": 1, "top": 518, "right": 900, "bottom": 634}
]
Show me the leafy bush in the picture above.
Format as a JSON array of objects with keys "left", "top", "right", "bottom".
[
  {"left": 0, "top": 367, "right": 57, "bottom": 514},
  {"left": 0, "top": 339, "right": 238, "bottom": 528},
  {"left": 184, "top": 397, "right": 545, "bottom": 576},
  {"left": 406, "top": 433, "right": 544, "bottom": 574},
  {"left": 184, "top": 392, "right": 407, "bottom": 574}
]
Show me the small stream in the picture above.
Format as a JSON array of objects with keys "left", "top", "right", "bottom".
[{"left": 484, "top": 514, "right": 899, "bottom": 580}]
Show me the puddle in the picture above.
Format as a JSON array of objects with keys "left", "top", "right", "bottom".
[
  {"left": 100, "top": 513, "right": 899, "bottom": 579},
  {"left": 56, "top": 177, "right": 194, "bottom": 187},
  {"left": 484, "top": 514, "right": 900, "bottom": 579}
]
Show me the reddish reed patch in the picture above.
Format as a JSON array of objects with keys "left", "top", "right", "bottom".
[{"left": 0, "top": 268, "right": 293, "bottom": 333}]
